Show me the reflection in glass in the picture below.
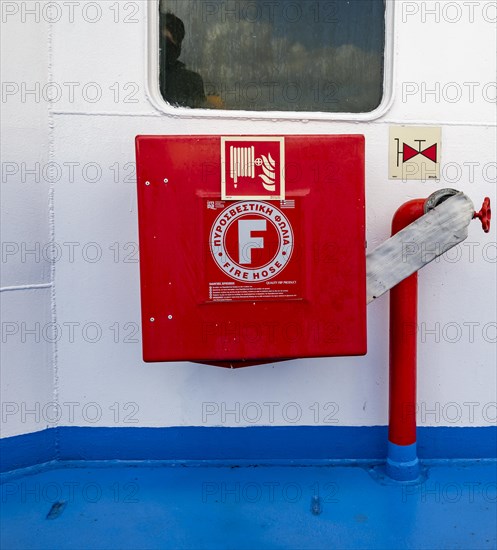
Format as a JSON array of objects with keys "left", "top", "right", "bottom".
[{"left": 159, "top": 0, "right": 386, "bottom": 112}]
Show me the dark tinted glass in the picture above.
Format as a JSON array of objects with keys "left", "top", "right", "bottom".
[{"left": 159, "top": 0, "right": 386, "bottom": 112}]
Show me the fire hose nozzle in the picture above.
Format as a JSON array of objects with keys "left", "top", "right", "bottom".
[{"left": 474, "top": 197, "right": 491, "bottom": 233}]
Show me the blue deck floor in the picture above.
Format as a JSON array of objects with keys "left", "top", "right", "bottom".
[{"left": 1, "top": 460, "right": 496, "bottom": 549}]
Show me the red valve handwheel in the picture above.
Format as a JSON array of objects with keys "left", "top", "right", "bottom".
[{"left": 474, "top": 197, "right": 491, "bottom": 233}]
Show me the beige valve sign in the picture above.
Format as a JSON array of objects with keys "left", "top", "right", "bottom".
[{"left": 389, "top": 126, "right": 441, "bottom": 180}]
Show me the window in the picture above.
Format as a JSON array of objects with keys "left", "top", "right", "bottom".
[{"left": 158, "top": 0, "right": 386, "bottom": 113}]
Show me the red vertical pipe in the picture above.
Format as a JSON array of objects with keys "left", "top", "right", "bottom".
[{"left": 389, "top": 199, "right": 427, "bottom": 446}]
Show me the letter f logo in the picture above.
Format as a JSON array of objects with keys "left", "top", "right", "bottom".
[{"left": 238, "top": 219, "right": 266, "bottom": 265}]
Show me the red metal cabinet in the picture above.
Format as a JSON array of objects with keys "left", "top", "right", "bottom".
[{"left": 136, "top": 135, "right": 366, "bottom": 365}]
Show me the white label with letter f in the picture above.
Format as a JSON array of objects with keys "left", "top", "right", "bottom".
[{"left": 238, "top": 219, "right": 266, "bottom": 265}]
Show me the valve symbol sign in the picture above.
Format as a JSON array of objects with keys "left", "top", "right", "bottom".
[
  {"left": 221, "top": 136, "right": 285, "bottom": 200},
  {"left": 389, "top": 126, "right": 441, "bottom": 180}
]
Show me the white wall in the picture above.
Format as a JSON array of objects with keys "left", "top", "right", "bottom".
[
  {"left": 0, "top": 2, "right": 54, "bottom": 437},
  {"left": 1, "top": 1, "right": 496, "bottom": 436}
]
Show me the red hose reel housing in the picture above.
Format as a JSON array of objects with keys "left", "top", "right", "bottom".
[{"left": 136, "top": 135, "right": 367, "bottom": 366}]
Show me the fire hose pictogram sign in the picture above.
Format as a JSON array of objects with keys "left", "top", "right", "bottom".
[{"left": 221, "top": 136, "right": 285, "bottom": 200}]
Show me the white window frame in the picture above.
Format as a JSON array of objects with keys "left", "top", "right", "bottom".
[{"left": 147, "top": 0, "right": 395, "bottom": 121}]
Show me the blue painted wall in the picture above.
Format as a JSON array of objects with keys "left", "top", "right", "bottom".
[{"left": 1, "top": 426, "right": 496, "bottom": 473}]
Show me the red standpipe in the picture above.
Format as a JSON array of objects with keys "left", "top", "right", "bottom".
[
  {"left": 387, "top": 194, "right": 491, "bottom": 481},
  {"left": 389, "top": 199, "right": 426, "bottom": 448},
  {"left": 386, "top": 199, "right": 426, "bottom": 481}
]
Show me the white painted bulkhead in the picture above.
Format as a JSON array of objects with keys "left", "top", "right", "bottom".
[{"left": 1, "top": 1, "right": 495, "bottom": 437}]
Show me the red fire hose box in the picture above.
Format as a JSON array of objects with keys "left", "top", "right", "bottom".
[{"left": 136, "top": 135, "right": 366, "bottom": 365}]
